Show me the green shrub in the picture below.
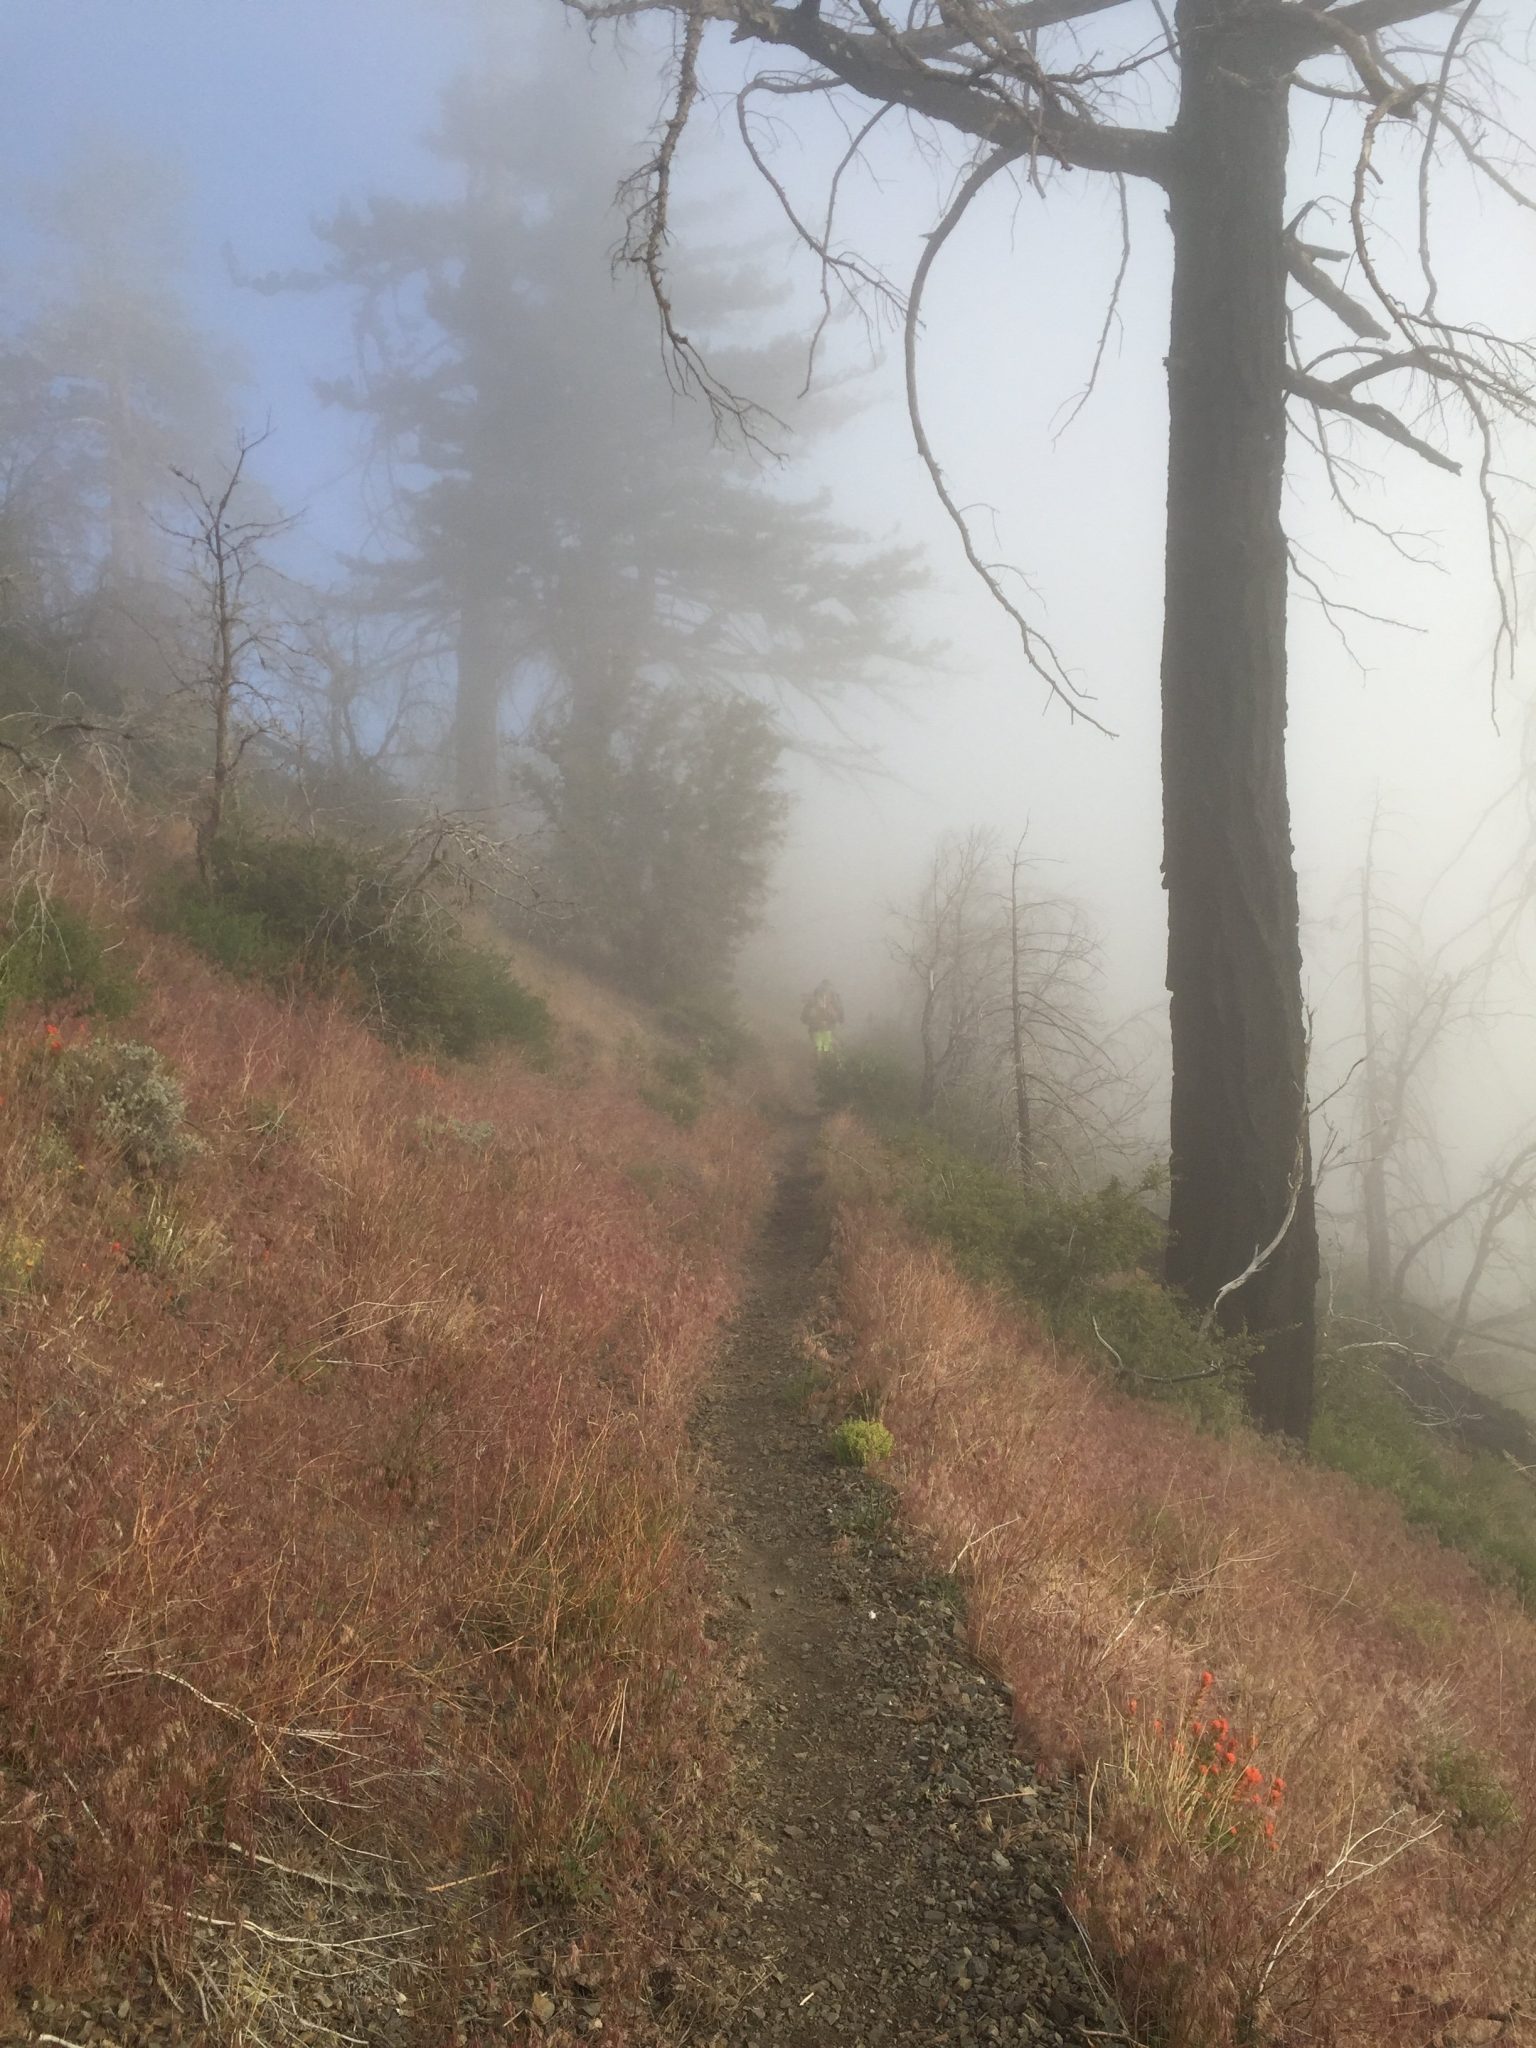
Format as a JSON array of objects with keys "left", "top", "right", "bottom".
[
  {"left": 1425, "top": 1740, "right": 1516, "bottom": 1834},
  {"left": 0, "top": 1226, "right": 43, "bottom": 1294},
  {"left": 0, "top": 888, "right": 135, "bottom": 1022},
  {"left": 1066, "top": 1275, "right": 1249, "bottom": 1431},
  {"left": 830, "top": 1418, "right": 894, "bottom": 1468},
  {"left": 1314, "top": 1350, "right": 1536, "bottom": 1600},
  {"left": 641, "top": 1047, "right": 706, "bottom": 1128},
  {"left": 152, "top": 836, "right": 550, "bottom": 1060},
  {"left": 896, "top": 1135, "right": 1245, "bottom": 1425},
  {"left": 49, "top": 1038, "right": 200, "bottom": 1177},
  {"left": 659, "top": 996, "right": 752, "bottom": 1075},
  {"left": 817, "top": 1045, "right": 917, "bottom": 1125},
  {"left": 148, "top": 880, "right": 288, "bottom": 979}
]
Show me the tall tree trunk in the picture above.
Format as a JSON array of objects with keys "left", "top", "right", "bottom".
[
  {"left": 1161, "top": 0, "right": 1318, "bottom": 1438},
  {"left": 453, "top": 591, "right": 503, "bottom": 814}
]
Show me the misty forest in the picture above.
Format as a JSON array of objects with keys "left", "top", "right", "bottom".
[{"left": 5, "top": 4, "right": 1536, "bottom": 2045}]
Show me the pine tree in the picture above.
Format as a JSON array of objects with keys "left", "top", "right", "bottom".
[{"left": 303, "top": 40, "right": 920, "bottom": 814}]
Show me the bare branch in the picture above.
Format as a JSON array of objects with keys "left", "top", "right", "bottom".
[
  {"left": 907, "top": 150, "right": 1113, "bottom": 729},
  {"left": 1286, "top": 235, "right": 1391, "bottom": 340},
  {"left": 1283, "top": 368, "right": 1462, "bottom": 472}
]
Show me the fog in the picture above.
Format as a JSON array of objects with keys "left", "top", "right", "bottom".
[{"left": 5, "top": 2, "right": 1536, "bottom": 1406}]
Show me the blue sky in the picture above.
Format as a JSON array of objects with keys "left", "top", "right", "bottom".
[{"left": 0, "top": 0, "right": 477, "bottom": 558}]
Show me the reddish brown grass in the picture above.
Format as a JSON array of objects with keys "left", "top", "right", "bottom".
[
  {"left": 0, "top": 915, "right": 770, "bottom": 2033},
  {"left": 821, "top": 1117, "right": 1536, "bottom": 2048}
]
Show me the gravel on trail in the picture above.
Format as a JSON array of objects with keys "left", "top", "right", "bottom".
[{"left": 661, "top": 1120, "right": 1118, "bottom": 2048}]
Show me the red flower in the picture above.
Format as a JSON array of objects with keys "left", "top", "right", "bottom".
[{"left": 1199, "top": 1670, "right": 1214, "bottom": 1689}]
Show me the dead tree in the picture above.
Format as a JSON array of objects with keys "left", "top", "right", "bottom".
[
  {"left": 168, "top": 433, "right": 292, "bottom": 880},
  {"left": 992, "top": 835, "right": 1131, "bottom": 1183},
  {"left": 895, "top": 829, "right": 1140, "bottom": 1177},
  {"left": 1006, "top": 838, "right": 1036, "bottom": 1178},
  {"left": 893, "top": 829, "right": 997, "bottom": 1118},
  {"left": 1352, "top": 815, "right": 1465, "bottom": 1316},
  {"left": 569, "top": 0, "right": 1536, "bottom": 1435}
]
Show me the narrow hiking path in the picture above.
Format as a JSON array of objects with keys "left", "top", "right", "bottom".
[{"left": 670, "top": 1117, "right": 1112, "bottom": 2048}]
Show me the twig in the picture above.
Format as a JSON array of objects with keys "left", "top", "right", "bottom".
[
  {"left": 948, "top": 1515, "right": 1023, "bottom": 1573},
  {"left": 177, "top": 1908, "right": 427, "bottom": 1952},
  {"left": 217, "top": 1839, "right": 394, "bottom": 1901}
]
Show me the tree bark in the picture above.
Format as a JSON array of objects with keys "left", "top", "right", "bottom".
[{"left": 1160, "top": 0, "right": 1319, "bottom": 1437}]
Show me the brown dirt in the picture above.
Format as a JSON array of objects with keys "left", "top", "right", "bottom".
[{"left": 659, "top": 1118, "right": 1114, "bottom": 2048}]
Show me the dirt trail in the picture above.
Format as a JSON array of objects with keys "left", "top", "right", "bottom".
[{"left": 670, "top": 1118, "right": 1111, "bottom": 2048}]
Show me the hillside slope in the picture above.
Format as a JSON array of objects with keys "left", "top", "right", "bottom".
[
  {"left": 0, "top": 881, "right": 772, "bottom": 2045},
  {"left": 814, "top": 1112, "right": 1536, "bottom": 2048}
]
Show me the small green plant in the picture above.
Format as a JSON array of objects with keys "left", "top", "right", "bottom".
[
  {"left": 1383, "top": 1594, "right": 1454, "bottom": 1651},
  {"left": 415, "top": 1114, "right": 497, "bottom": 1152},
  {"left": 783, "top": 1361, "right": 832, "bottom": 1409},
  {"left": 122, "top": 1190, "right": 226, "bottom": 1287},
  {"left": 1425, "top": 1739, "right": 1515, "bottom": 1834},
  {"left": 246, "top": 1096, "right": 289, "bottom": 1137},
  {"left": 914, "top": 1570, "right": 965, "bottom": 1613},
  {"left": 0, "top": 1227, "right": 43, "bottom": 1294},
  {"left": 49, "top": 1036, "right": 201, "bottom": 1177},
  {"left": 33, "top": 1125, "right": 79, "bottom": 1177},
  {"left": 0, "top": 888, "right": 135, "bottom": 1023},
  {"left": 835, "top": 1483, "right": 897, "bottom": 1537},
  {"left": 830, "top": 1417, "right": 894, "bottom": 1468}
]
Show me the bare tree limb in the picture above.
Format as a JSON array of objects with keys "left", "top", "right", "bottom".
[
  {"left": 1283, "top": 368, "right": 1462, "bottom": 472},
  {"left": 907, "top": 150, "right": 1113, "bottom": 729}
]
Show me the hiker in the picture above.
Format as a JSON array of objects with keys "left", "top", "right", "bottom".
[{"left": 801, "top": 978, "right": 844, "bottom": 1058}]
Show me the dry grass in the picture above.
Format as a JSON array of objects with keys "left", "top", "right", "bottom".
[
  {"left": 0, "top": 902, "right": 771, "bottom": 2037},
  {"left": 821, "top": 1115, "right": 1536, "bottom": 2048}
]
